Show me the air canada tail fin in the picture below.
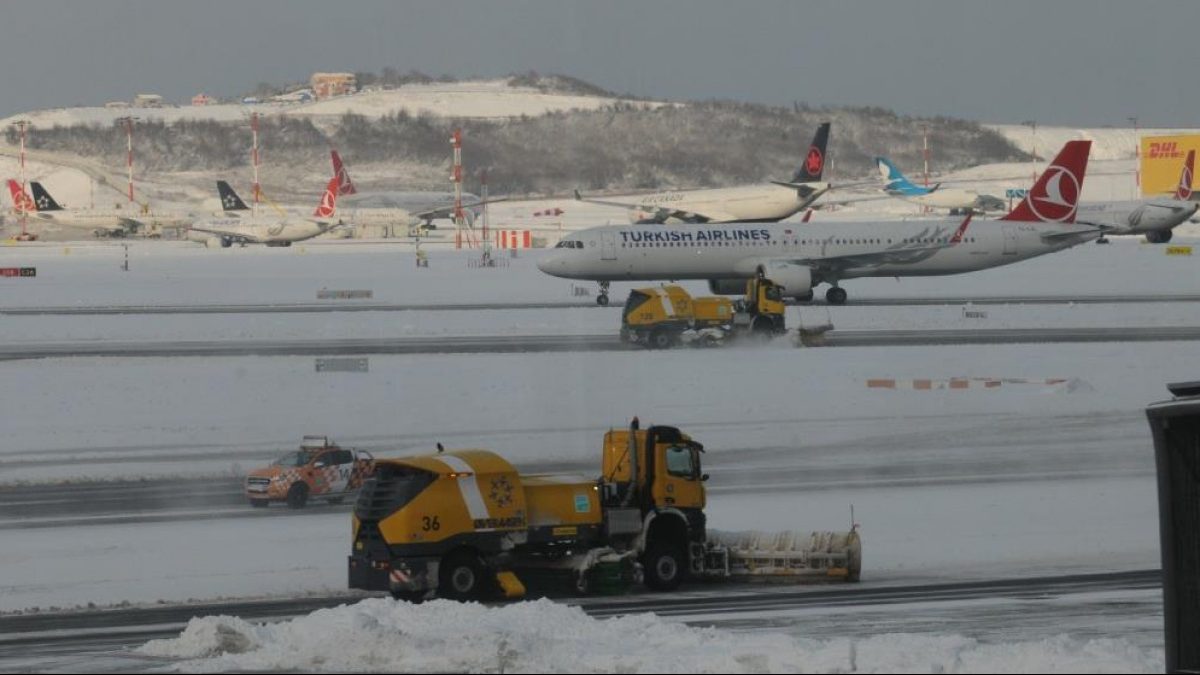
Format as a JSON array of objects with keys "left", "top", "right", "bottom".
[
  {"left": 791, "top": 122, "right": 830, "bottom": 182},
  {"left": 6, "top": 179, "right": 35, "bottom": 213},
  {"left": 1176, "top": 149, "right": 1194, "bottom": 201},
  {"left": 1000, "top": 140, "right": 1091, "bottom": 223},
  {"left": 29, "top": 182, "right": 63, "bottom": 211},
  {"left": 330, "top": 150, "right": 357, "bottom": 195},
  {"left": 216, "top": 181, "right": 250, "bottom": 211},
  {"left": 313, "top": 176, "right": 340, "bottom": 218}
]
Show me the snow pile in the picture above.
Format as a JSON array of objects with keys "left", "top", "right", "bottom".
[{"left": 139, "top": 597, "right": 1161, "bottom": 673}]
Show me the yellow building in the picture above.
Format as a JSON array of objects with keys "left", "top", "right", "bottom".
[{"left": 1140, "top": 134, "right": 1200, "bottom": 197}]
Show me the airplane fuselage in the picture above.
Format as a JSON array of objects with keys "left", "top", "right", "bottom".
[
  {"left": 537, "top": 218, "right": 1099, "bottom": 288},
  {"left": 1075, "top": 199, "right": 1198, "bottom": 235},
  {"left": 609, "top": 184, "right": 823, "bottom": 224},
  {"left": 189, "top": 216, "right": 329, "bottom": 244}
]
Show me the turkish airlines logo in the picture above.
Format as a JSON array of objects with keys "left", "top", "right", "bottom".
[
  {"left": 1027, "top": 165, "right": 1081, "bottom": 222},
  {"left": 1149, "top": 141, "right": 1184, "bottom": 160},
  {"left": 805, "top": 147, "right": 824, "bottom": 176},
  {"left": 315, "top": 188, "right": 336, "bottom": 217},
  {"left": 1179, "top": 166, "right": 1193, "bottom": 200},
  {"left": 336, "top": 165, "right": 355, "bottom": 195}
]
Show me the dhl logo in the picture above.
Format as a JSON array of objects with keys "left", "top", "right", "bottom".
[{"left": 1148, "top": 142, "right": 1185, "bottom": 159}]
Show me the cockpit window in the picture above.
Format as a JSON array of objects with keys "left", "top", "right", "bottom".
[{"left": 555, "top": 240, "right": 584, "bottom": 249}]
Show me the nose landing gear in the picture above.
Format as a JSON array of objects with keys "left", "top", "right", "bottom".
[{"left": 597, "top": 281, "right": 610, "bottom": 306}]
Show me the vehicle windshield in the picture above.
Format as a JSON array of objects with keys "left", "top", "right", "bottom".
[{"left": 272, "top": 450, "right": 315, "bottom": 467}]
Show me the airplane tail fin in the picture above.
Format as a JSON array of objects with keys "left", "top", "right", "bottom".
[
  {"left": 313, "top": 176, "right": 340, "bottom": 218},
  {"left": 1176, "top": 149, "right": 1195, "bottom": 201},
  {"left": 791, "top": 122, "right": 830, "bottom": 182},
  {"left": 30, "top": 182, "right": 63, "bottom": 211},
  {"left": 1000, "top": 140, "right": 1091, "bottom": 223},
  {"left": 7, "top": 180, "right": 35, "bottom": 212},
  {"left": 875, "top": 157, "right": 928, "bottom": 195},
  {"left": 331, "top": 150, "right": 357, "bottom": 195},
  {"left": 217, "top": 181, "right": 250, "bottom": 211}
]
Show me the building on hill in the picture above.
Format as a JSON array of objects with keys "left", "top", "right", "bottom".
[
  {"left": 191, "top": 93, "right": 211, "bottom": 106},
  {"left": 310, "top": 73, "right": 357, "bottom": 99},
  {"left": 134, "top": 94, "right": 164, "bottom": 108}
]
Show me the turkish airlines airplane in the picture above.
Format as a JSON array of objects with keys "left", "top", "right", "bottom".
[
  {"left": 572, "top": 123, "right": 833, "bottom": 224},
  {"left": 1078, "top": 149, "right": 1198, "bottom": 244},
  {"left": 538, "top": 140, "right": 1102, "bottom": 305},
  {"left": 188, "top": 176, "right": 344, "bottom": 247}
]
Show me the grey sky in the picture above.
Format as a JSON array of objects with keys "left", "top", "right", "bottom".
[{"left": 0, "top": 1, "right": 1194, "bottom": 126}]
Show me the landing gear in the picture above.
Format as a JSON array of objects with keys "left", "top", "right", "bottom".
[
  {"left": 596, "top": 281, "right": 610, "bottom": 306},
  {"left": 825, "top": 286, "right": 848, "bottom": 305},
  {"left": 1096, "top": 237, "right": 1110, "bottom": 244},
  {"left": 1146, "top": 230, "right": 1173, "bottom": 244}
]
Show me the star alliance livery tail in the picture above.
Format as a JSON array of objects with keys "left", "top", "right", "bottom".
[
  {"left": 1000, "top": 140, "right": 1090, "bottom": 223},
  {"left": 29, "top": 182, "right": 63, "bottom": 211},
  {"left": 790, "top": 122, "right": 830, "bottom": 183},
  {"left": 217, "top": 181, "right": 250, "bottom": 211},
  {"left": 330, "top": 150, "right": 358, "bottom": 196},
  {"left": 875, "top": 157, "right": 939, "bottom": 196}
]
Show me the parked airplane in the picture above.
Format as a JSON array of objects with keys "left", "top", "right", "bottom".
[
  {"left": 875, "top": 156, "right": 1006, "bottom": 213},
  {"left": 538, "top": 140, "right": 1102, "bottom": 305},
  {"left": 188, "top": 176, "right": 344, "bottom": 247},
  {"left": 572, "top": 122, "right": 833, "bottom": 224},
  {"left": 7, "top": 181, "right": 144, "bottom": 237},
  {"left": 1082, "top": 149, "right": 1198, "bottom": 244},
  {"left": 331, "top": 150, "right": 489, "bottom": 234}
]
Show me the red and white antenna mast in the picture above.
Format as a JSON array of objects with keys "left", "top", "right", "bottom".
[
  {"left": 13, "top": 119, "right": 33, "bottom": 240},
  {"left": 251, "top": 111, "right": 261, "bottom": 216},
  {"left": 451, "top": 128, "right": 469, "bottom": 249},
  {"left": 921, "top": 123, "right": 931, "bottom": 214},
  {"left": 116, "top": 116, "right": 138, "bottom": 205},
  {"left": 480, "top": 167, "right": 490, "bottom": 250}
]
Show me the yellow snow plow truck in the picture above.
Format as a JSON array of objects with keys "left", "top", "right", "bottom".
[
  {"left": 348, "top": 420, "right": 861, "bottom": 601},
  {"left": 620, "top": 277, "right": 787, "bottom": 348}
]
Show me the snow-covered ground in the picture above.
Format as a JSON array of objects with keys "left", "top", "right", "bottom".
[
  {"left": 0, "top": 80, "right": 660, "bottom": 131},
  {"left": 136, "top": 598, "right": 1162, "bottom": 673},
  {"left": 1, "top": 233, "right": 1194, "bottom": 672}
]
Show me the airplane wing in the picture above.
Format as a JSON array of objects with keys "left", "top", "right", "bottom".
[{"left": 409, "top": 198, "right": 509, "bottom": 222}]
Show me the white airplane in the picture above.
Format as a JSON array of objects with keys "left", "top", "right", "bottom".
[
  {"left": 572, "top": 123, "right": 833, "bottom": 224},
  {"left": 875, "top": 156, "right": 1006, "bottom": 213},
  {"left": 538, "top": 140, "right": 1103, "bottom": 305},
  {"left": 188, "top": 176, "right": 344, "bottom": 247},
  {"left": 331, "top": 150, "right": 491, "bottom": 234},
  {"left": 7, "top": 180, "right": 145, "bottom": 237},
  {"left": 1080, "top": 149, "right": 1199, "bottom": 244}
]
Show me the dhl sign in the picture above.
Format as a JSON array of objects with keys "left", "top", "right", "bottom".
[
  {"left": 1166, "top": 245, "right": 1193, "bottom": 256},
  {"left": 1141, "top": 134, "right": 1200, "bottom": 197}
]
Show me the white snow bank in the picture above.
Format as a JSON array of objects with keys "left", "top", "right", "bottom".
[{"left": 139, "top": 597, "right": 1161, "bottom": 673}]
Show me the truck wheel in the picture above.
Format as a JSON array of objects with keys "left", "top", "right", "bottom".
[
  {"left": 286, "top": 483, "right": 309, "bottom": 509},
  {"left": 642, "top": 542, "right": 686, "bottom": 591},
  {"left": 439, "top": 551, "right": 487, "bottom": 601},
  {"left": 649, "top": 329, "right": 674, "bottom": 350}
]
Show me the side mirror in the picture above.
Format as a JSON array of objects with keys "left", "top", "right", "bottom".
[{"left": 701, "top": 473, "right": 710, "bottom": 482}]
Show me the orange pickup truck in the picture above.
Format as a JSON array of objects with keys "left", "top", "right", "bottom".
[{"left": 244, "top": 436, "right": 374, "bottom": 509}]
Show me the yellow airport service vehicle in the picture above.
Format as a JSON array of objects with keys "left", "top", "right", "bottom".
[
  {"left": 620, "top": 277, "right": 787, "bottom": 348},
  {"left": 348, "top": 420, "right": 861, "bottom": 601}
]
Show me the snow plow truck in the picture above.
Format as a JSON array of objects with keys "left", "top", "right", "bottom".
[
  {"left": 348, "top": 420, "right": 861, "bottom": 601},
  {"left": 620, "top": 276, "right": 787, "bottom": 348}
]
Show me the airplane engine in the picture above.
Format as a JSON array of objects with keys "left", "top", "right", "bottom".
[{"left": 760, "top": 262, "right": 814, "bottom": 299}]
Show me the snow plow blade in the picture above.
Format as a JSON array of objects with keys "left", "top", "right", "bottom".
[{"left": 705, "top": 529, "right": 861, "bottom": 582}]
